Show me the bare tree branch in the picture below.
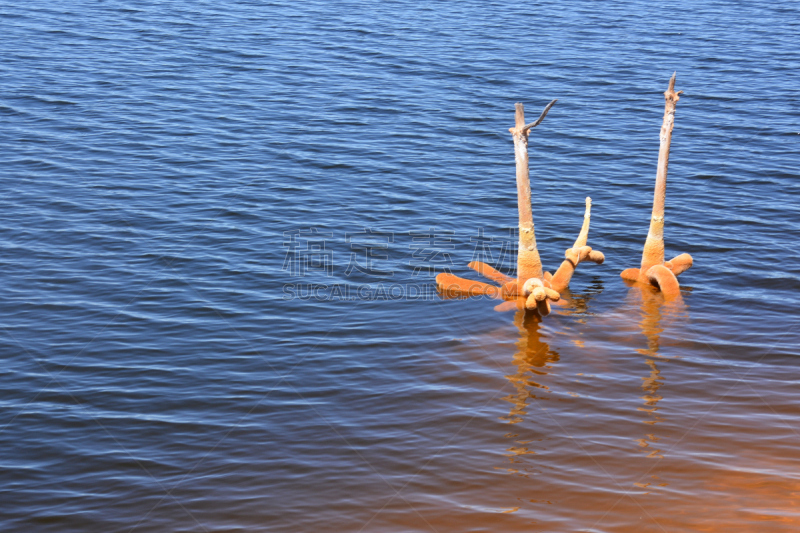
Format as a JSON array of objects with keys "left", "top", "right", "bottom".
[{"left": 522, "top": 99, "right": 558, "bottom": 133}]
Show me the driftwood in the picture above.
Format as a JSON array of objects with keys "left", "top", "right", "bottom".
[
  {"left": 620, "top": 73, "right": 693, "bottom": 299},
  {"left": 437, "top": 101, "right": 604, "bottom": 318}
]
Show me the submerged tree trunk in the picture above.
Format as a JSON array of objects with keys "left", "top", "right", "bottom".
[
  {"left": 510, "top": 101, "right": 556, "bottom": 292},
  {"left": 436, "top": 98, "right": 604, "bottom": 316},
  {"left": 621, "top": 72, "right": 692, "bottom": 299},
  {"left": 639, "top": 72, "right": 682, "bottom": 283}
]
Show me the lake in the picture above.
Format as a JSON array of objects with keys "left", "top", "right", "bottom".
[{"left": 1, "top": 0, "right": 800, "bottom": 531}]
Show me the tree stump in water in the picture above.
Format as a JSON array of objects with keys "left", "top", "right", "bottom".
[
  {"left": 620, "top": 73, "right": 693, "bottom": 299},
  {"left": 437, "top": 100, "right": 605, "bottom": 318}
]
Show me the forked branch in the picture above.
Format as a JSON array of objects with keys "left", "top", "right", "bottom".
[
  {"left": 521, "top": 99, "right": 558, "bottom": 133},
  {"left": 437, "top": 98, "right": 605, "bottom": 319}
]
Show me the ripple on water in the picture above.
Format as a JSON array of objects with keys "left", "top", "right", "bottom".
[{"left": 1, "top": 0, "right": 800, "bottom": 531}]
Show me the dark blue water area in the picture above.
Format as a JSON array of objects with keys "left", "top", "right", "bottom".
[{"left": 1, "top": 1, "right": 800, "bottom": 531}]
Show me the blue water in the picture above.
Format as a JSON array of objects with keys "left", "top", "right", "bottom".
[{"left": 2, "top": 1, "right": 800, "bottom": 531}]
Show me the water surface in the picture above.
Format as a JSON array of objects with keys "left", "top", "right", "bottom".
[{"left": 1, "top": 1, "right": 800, "bottom": 531}]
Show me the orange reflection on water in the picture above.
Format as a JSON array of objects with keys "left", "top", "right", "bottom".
[
  {"left": 500, "top": 308, "right": 559, "bottom": 426},
  {"left": 432, "top": 281, "right": 800, "bottom": 531},
  {"left": 497, "top": 285, "right": 605, "bottom": 479},
  {"left": 630, "top": 284, "right": 687, "bottom": 460}
]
